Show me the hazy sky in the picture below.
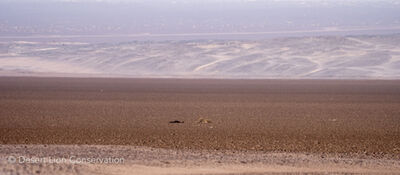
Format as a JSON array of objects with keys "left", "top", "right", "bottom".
[{"left": 0, "top": 0, "right": 399, "bottom": 36}]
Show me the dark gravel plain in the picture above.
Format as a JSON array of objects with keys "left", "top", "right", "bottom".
[{"left": 0, "top": 77, "right": 399, "bottom": 159}]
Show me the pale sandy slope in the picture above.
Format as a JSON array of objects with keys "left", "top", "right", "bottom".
[
  {"left": 1, "top": 35, "right": 400, "bottom": 79},
  {"left": 1, "top": 145, "right": 399, "bottom": 175}
]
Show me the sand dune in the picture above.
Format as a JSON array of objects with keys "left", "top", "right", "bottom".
[{"left": 0, "top": 35, "right": 399, "bottom": 78}]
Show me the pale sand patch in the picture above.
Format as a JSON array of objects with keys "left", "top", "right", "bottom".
[
  {"left": 196, "top": 44, "right": 222, "bottom": 50},
  {"left": 241, "top": 43, "right": 257, "bottom": 50},
  {"left": 346, "top": 37, "right": 374, "bottom": 46},
  {"left": 47, "top": 42, "right": 89, "bottom": 45},
  {"left": 0, "top": 53, "right": 19, "bottom": 57},
  {"left": 0, "top": 57, "right": 99, "bottom": 74},
  {"left": 1, "top": 145, "right": 399, "bottom": 175},
  {"left": 34, "top": 48, "right": 59, "bottom": 51},
  {"left": 12, "top": 41, "right": 38, "bottom": 44},
  {"left": 193, "top": 54, "right": 233, "bottom": 72}
]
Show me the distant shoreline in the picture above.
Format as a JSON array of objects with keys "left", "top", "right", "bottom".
[{"left": 1, "top": 26, "right": 399, "bottom": 42}]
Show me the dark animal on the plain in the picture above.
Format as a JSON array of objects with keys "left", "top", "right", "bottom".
[{"left": 169, "top": 120, "right": 184, "bottom": 124}]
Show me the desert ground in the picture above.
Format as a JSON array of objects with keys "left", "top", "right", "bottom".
[
  {"left": 1, "top": 35, "right": 400, "bottom": 79},
  {"left": 0, "top": 77, "right": 400, "bottom": 174}
]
